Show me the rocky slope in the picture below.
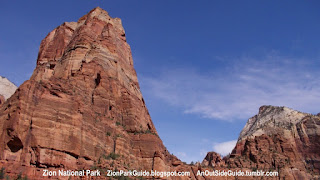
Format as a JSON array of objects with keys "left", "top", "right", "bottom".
[
  {"left": 203, "top": 105, "right": 320, "bottom": 179},
  {"left": 0, "top": 76, "right": 17, "bottom": 107},
  {"left": 0, "top": 7, "right": 195, "bottom": 179}
]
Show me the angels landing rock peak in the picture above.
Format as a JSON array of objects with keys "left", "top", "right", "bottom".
[{"left": 0, "top": 7, "right": 194, "bottom": 179}]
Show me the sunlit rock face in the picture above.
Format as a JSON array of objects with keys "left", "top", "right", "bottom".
[
  {"left": 0, "top": 7, "right": 195, "bottom": 179},
  {"left": 225, "top": 106, "right": 320, "bottom": 179}
]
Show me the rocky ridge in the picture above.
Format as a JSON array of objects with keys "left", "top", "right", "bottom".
[
  {"left": 203, "top": 105, "right": 320, "bottom": 179},
  {"left": 238, "top": 106, "right": 309, "bottom": 140}
]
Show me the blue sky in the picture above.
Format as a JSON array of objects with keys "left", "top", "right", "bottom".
[{"left": 1, "top": 1, "right": 320, "bottom": 163}]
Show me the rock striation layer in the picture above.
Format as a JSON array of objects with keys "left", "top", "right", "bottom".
[{"left": 0, "top": 7, "right": 194, "bottom": 179}]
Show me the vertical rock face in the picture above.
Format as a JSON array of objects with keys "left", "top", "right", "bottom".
[
  {"left": 224, "top": 106, "right": 320, "bottom": 179},
  {"left": 0, "top": 7, "right": 192, "bottom": 179}
]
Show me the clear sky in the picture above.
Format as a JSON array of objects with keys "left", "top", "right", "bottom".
[{"left": 1, "top": 1, "right": 320, "bottom": 163}]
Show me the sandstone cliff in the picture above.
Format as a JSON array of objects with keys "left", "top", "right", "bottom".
[
  {"left": 0, "top": 76, "right": 17, "bottom": 107},
  {"left": 203, "top": 105, "right": 320, "bottom": 179},
  {"left": 0, "top": 7, "right": 194, "bottom": 179}
]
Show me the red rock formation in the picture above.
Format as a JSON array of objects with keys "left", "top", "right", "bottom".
[
  {"left": 0, "top": 7, "right": 194, "bottom": 179},
  {"left": 201, "top": 152, "right": 223, "bottom": 167},
  {"left": 212, "top": 106, "right": 320, "bottom": 179}
]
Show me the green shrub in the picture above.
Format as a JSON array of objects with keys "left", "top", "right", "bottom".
[
  {"left": 133, "top": 129, "right": 158, "bottom": 137},
  {"left": 107, "top": 152, "right": 120, "bottom": 160},
  {"left": 16, "top": 172, "right": 28, "bottom": 180},
  {"left": 145, "top": 129, "right": 151, "bottom": 134},
  {"left": 0, "top": 167, "right": 5, "bottom": 179}
]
